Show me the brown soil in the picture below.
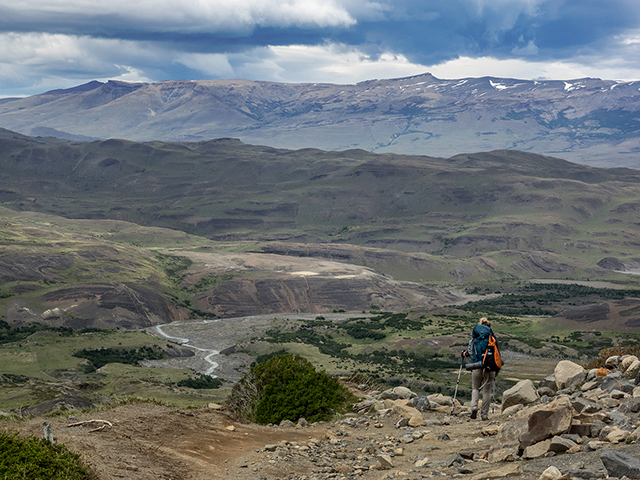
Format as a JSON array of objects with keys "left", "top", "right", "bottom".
[{"left": 5, "top": 402, "right": 518, "bottom": 480}]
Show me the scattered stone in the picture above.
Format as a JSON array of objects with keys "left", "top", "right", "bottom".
[
  {"left": 605, "top": 426, "right": 630, "bottom": 444},
  {"left": 565, "top": 371, "right": 588, "bottom": 391},
  {"left": 523, "top": 439, "right": 551, "bottom": 459},
  {"left": 502, "top": 404, "right": 524, "bottom": 417},
  {"left": 438, "top": 433, "right": 451, "bottom": 442},
  {"left": 377, "top": 454, "right": 393, "bottom": 469},
  {"left": 468, "top": 463, "right": 520, "bottom": 480},
  {"left": 279, "top": 419, "right": 295, "bottom": 428},
  {"left": 482, "top": 424, "right": 500, "bottom": 436},
  {"left": 414, "top": 457, "right": 430, "bottom": 468},
  {"left": 408, "top": 415, "right": 425, "bottom": 427},
  {"left": 444, "top": 453, "right": 465, "bottom": 468},
  {"left": 539, "top": 465, "right": 562, "bottom": 480},
  {"left": 226, "top": 425, "right": 235, "bottom": 431},
  {"left": 587, "top": 440, "right": 608, "bottom": 450},
  {"left": 549, "top": 435, "right": 577, "bottom": 453}
]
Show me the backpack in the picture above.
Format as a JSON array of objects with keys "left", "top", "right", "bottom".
[{"left": 481, "top": 334, "right": 502, "bottom": 373}]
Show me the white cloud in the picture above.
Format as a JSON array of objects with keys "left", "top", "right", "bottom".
[
  {"left": 0, "top": 0, "right": 356, "bottom": 32},
  {"left": 232, "top": 44, "right": 428, "bottom": 83}
]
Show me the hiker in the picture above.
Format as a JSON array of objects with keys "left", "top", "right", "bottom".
[{"left": 462, "top": 317, "right": 497, "bottom": 421}]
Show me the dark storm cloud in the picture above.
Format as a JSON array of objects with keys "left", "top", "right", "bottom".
[{"left": 0, "top": 0, "right": 639, "bottom": 96}]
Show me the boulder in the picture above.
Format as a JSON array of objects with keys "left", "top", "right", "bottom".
[
  {"left": 393, "top": 386, "right": 417, "bottom": 399},
  {"left": 605, "top": 356, "right": 620, "bottom": 369},
  {"left": 501, "top": 379, "right": 540, "bottom": 412},
  {"left": 621, "top": 355, "right": 638, "bottom": 371},
  {"left": 380, "top": 386, "right": 416, "bottom": 400},
  {"left": 386, "top": 399, "right": 423, "bottom": 419},
  {"left": 554, "top": 361, "right": 585, "bottom": 390},
  {"left": 427, "top": 393, "right": 453, "bottom": 406},
  {"left": 411, "top": 396, "right": 431, "bottom": 412},
  {"left": 623, "top": 359, "right": 640, "bottom": 379},
  {"left": 489, "top": 397, "right": 572, "bottom": 462},
  {"left": 600, "top": 449, "right": 640, "bottom": 478},
  {"left": 519, "top": 397, "right": 573, "bottom": 449}
]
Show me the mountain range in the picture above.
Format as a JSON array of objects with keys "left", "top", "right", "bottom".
[{"left": 1, "top": 73, "right": 640, "bottom": 168}]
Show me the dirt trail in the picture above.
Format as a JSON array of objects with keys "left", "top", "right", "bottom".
[{"left": 6, "top": 400, "right": 618, "bottom": 480}]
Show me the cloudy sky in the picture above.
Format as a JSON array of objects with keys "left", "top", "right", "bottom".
[{"left": 1, "top": 0, "right": 640, "bottom": 96}]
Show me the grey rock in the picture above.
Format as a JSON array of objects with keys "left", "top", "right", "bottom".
[
  {"left": 600, "top": 449, "right": 640, "bottom": 478},
  {"left": 571, "top": 397, "right": 601, "bottom": 414},
  {"left": 538, "top": 386, "right": 556, "bottom": 397},
  {"left": 444, "top": 453, "right": 464, "bottom": 468},
  {"left": 539, "top": 374, "right": 557, "bottom": 392},
  {"left": 411, "top": 395, "right": 431, "bottom": 412},
  {"left": 590, "top": 420, "right": 607, "bottom": 438},
  {"left": 549, "top": 435, "right": 577, "bottom": 453},
  {"left": 565, "top": 371, "right": 588, "bottom": 391},
  {"left": 564, "top": 467, "right": 605, "bottom": 479},
  {"left": 620, "top": 397, "right": 640, "bottom": 413},
  {"left": 379, "top": 388, "right": 400, "bottom": 400}
]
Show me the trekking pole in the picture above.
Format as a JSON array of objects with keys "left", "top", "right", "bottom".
[{"left": 451, "top": 354, "right": 465, "bottom": 415}]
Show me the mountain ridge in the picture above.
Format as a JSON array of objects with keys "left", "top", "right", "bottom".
[{"left": 2, "top": 73, "right": 640, "bottom": 167}]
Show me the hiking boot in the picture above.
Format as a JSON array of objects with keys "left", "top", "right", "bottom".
[{"left": 470, "top": 409, "right": 477, "bottom": 419}]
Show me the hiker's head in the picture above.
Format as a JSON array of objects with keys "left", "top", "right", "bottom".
[{"left": 480, "top": 317, "right": 491, "bottom": 327}]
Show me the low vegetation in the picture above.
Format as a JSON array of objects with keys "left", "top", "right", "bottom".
[
  {"left": 0, "top": 430, "right": 93, "bottom": 480},
  {"left": 229, "top": 354, "right": 356, "bottom": 425},
  {"left": 72, "top": 345, "right": 166, "bottom": 372}
]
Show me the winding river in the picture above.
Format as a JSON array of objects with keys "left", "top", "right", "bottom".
[{"left": 153, "top": 320, "right": 221, "bottom": 376}]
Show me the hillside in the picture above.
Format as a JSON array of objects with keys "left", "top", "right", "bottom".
[
  {"left": 1, "top": 132, "right": 640, "bottom": 285},
  {"left": 1, "top": 74, "right": 640, "bottom": 167}
]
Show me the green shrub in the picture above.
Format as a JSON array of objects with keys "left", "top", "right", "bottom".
[
  {"left": 228, "top": 354, "right": 356, "bottom": 425},
  {"left": 0, "top": 430, "right": 93, "bottom": 479}
]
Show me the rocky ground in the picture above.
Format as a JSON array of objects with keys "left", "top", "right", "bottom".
[{"left": 7, "top": 358, "right": 640, "bottom": 480}]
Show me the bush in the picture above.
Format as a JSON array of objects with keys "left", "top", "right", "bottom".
[
  {"left": 228, "top": 354, "right": 356, "bottom": 425},
  {"left": 0, "top": 430, "right": 93, "bottom": 479}
]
